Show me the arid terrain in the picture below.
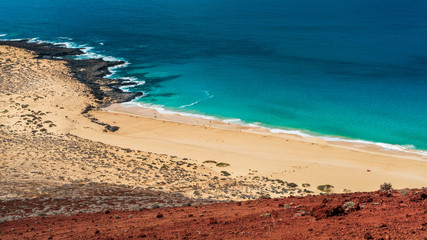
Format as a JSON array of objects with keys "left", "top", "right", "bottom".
[{"left": 1, "top": 189, "right": 426, "bottom": 239}]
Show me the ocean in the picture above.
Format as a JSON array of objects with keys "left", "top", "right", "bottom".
[{"left": 1, "top": 0, "right": 427, "bottom": 151}]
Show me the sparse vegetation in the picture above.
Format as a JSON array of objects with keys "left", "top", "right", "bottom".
[
  {"left": 343, "top": 201, "right": 355, "bottom": 210},
  {"left": 400, "top": 188, "right": 409, "bottom": 196},
  {"left": 380, "top": 182, "right": 392, "bottom": 192},
  {"left": 203, "top": 160, "right": 217, "bottom": 164},
  {"left": 220, "top": 171, "right": 231, "bottom": 176},
  {"left": 216, "top": 162, "right": 230, "bottom": 167},
  {"left": 317, "top": 184, "right": 334, "bottom": 193},
  {"left": 160, "top": 165, "right": 168, "bottom": 170},
  {"left": 2, "top": 109, "right": 8, "bottom": 114},
  {"left": 259, "top": 193, "right": 271, "bottom": 199},
  {"left": 276, "top": 179, "right": 285, "bottom": 184}
]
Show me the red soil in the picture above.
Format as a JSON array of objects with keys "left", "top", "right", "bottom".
[{"left": 1, "top": 189, "right": 426, "bottom": 240}]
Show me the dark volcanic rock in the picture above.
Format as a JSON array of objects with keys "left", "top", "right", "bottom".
[
  {"left": 66, "top": 58, "right": 142, "bottom": 105},
  {"left": 105, "top": 125, "right": 120, "bottom": 132},
  {"left": 0, "top": 40, "right": 84, "bottom": 58}
]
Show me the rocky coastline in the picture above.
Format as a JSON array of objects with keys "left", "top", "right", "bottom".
[{"left": 0, "top": 40, "right": 142, "bottom": 107}]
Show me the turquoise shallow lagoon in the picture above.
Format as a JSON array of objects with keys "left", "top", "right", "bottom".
[{"left": 1, "top": 0, "right": 427, "bottom": 150}]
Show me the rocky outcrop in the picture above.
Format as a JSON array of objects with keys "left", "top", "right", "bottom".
[{"left": 0, "top": 40, "right": 142, "bottom": 107}]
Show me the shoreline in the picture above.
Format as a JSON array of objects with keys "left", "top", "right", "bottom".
[
  {"left": 1, "top": 40, "right": 426, "bottom": 198},
  {"left": 105, "top": 102, "right": 427, "bottom": 160},
  {"left": 95, "top": 102, "right": 427, "bottom": 192}
]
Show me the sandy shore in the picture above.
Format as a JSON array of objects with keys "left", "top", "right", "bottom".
[
  {"left": 93, "top": 103, "right": 427, "bottom": 193},
  {"left": 1, "top": 43, "right": 426, "bottom": 202}
]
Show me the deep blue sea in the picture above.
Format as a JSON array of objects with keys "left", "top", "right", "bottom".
[{"left": 1, "top": 0, "right": 427, "bottom": 151}]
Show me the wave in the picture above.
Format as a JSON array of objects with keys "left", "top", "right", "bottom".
[
  {"left": 57, "top": 37, "right": 73, "bottom": 41},
  {"left": 0, "top": 34, "right": 7, "bottom": 37},
  {"left": 179, "top": 91, "right": 214, "bottom": 108},
  {"left": 120, "top": 76, "right": 139, "bottom": 83},
  {"left": 121, "top": 102, "right": 218, "bottom": 120}
]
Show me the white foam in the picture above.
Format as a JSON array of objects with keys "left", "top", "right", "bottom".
[
  {"left": 179, "top": 91, "right": 214, "bottom": 108},
  {"left": 0, "top": 34, "right": 7, "bottom": 37},
  {"left": 179, "top": 99, "right": 204, "bottom": 108},
  {"left": 57, "top": 37, "right": 73, "bottom": 41},
  {"left": 27, "top": 37, "right": 40, "bottom": 43},
  {"left": 119, "top": 78, "right": 146, "bottom": 94},
  {"left": 134, "top": 80, "right": 146, "bottom": 86},
  {"left": 120, "top": 77, "right": 139, "bottom": 82},
  {"left": 222, "top": 118, "right": 242, "bottom": 124},
  {"left": 121, "top": 102, "right": 217, "bottom": 120}
]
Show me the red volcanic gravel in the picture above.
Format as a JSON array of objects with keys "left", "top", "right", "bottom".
[{"left": 0, "top": 189, "right": 426, "bottom": 239}]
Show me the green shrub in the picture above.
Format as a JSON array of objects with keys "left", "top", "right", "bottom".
[
  {"left": 216, "top": 162, "right": 230, "bottom": 167},
  {"left": 317, "top": 184, "right": 334, "bottom": 193},
  {"left": 203, "top": 160, "right": 217, "bottom": 164}
]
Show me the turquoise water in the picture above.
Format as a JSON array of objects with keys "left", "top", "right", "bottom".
[{"left": 1, "top": 0, "right": 427, "bottom": 150}]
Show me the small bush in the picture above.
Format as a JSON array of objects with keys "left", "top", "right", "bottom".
[
  {"left": 160, "top": 165, "right": 168, "bottom": 170},
  {"left": 276, "top": 179, "right": 285, "bottom": 184},
  {"left": 343, "top": 189, "right": 352, "bottom": 193},
  {"left": 221, "top": 171, "right": 231, "bottom": 176},
  {"left": 2, "top": 110, "right": 8, "bottom": 114},
  {"left": 259, "top": 193, "right": 271, "bottom": 199},
  {"left": 216, "top": 162, "right": 230, "bottom": 167},
  {"left": 203, "top": 160, "right": 217, "bottom": 164},
  {"left": 380, "top": 182, "right": 392, "bottom": 192},
  {"left": 317, "top": 184, "right": 334, "bottom": 193}
]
